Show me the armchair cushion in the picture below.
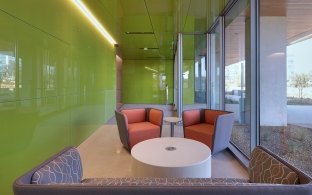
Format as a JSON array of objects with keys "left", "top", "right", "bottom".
[
  {"left": 249, "top": 147, "right": 299, "bottom": 184},
  {"left": 31, "top": 148, "right": 82, "bottom": 184},
  {"left": 128, "top": 122, "right": 160, "bottom": 148},
  {"left": 185, "top": 123, "right": 214, "bottom": 148},
  {"left": 122, "top": 109, "right": 146, "bottom": 124},
  {"left": 183, "top": 110, "right": 201, "bottom": 126}
]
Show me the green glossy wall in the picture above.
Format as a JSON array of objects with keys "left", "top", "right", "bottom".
[
  {"left": 0, "top": 1, "right": 117, "bottom": 194},
  {"left": 122, "top": 60, "right": 173, "bottom": 104}
]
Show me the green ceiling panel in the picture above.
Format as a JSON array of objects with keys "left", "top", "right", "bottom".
[
  {"left": 122, "top": 16, "right": 153, "bottom": 32},
  {"left": 122, "top": 34, "right": 157, "bottom": 47},
  {"left": 185, "top": 0, "right": 208, "bottom": 32},
  {"left": 119, "top": 0, "right": 228, "bottom": 60},
  {"left": 120, "top": 0, "right": 148, "bottom": 15}
]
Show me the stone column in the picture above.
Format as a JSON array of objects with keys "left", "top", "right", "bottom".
[{"left": 260, "top": 16, "right": 287, "bottom": 126}]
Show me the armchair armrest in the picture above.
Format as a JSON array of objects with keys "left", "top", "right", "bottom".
[
  {"left": 115, "top": 110, "right": 130, "bottom": 150},
  {"left": 212, "top": 112, "right": 234, "bottom": 154}
]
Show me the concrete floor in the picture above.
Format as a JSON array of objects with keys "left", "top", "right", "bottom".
[{"left": 78, "top": 124, "right": 248, "bottom": 179}]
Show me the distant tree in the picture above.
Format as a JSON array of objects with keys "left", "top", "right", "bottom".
[{"left": 290, "top": 73, "right": 312, "bottom": 102}]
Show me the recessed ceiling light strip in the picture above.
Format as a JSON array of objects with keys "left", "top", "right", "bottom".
[
  {"left": 125, "top": 32, "right": 154, "bottom": 34},
  {"left": 72, "top": 0, "right": 117, "bottom": 45},
  {"left": 139, "top": 47, "right": 159, "bottom": 50}
]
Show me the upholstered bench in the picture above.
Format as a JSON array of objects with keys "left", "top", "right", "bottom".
[{"left": 13, "top": 146, "right": 312, "bottom": 195}]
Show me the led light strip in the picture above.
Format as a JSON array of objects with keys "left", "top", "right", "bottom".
[
  {"left": 72, "top": 0, "right": 117, "bottom": 45},
  {"left": 144, "top": 66, "right": 158, "bottom": 72}
]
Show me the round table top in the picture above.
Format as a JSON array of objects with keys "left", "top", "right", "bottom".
[
  {"left": 163, "top": 117, "right": 182, "bottom": 123},
  {"left": 131, "top": 137, "right": 211, "bottom": 168}
]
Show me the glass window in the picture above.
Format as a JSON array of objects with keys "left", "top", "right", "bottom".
[
  {"left": 183, "top": 34, "right": 207, "bottom": 110},
  {"left": 224, "top": 0, "right": 251, "bottom": 157},
  {"left": 259, "top": 0, "right": 312, "bottom": 177},
  {"left": 210, "top": 21, "right": 222, "bottom": 109},
  {"left": 194, "top": 57, "right": 207, "bottom": 103}
]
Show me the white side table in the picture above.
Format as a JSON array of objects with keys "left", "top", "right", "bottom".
[
  {"left": 131, "top": 137, "right": 211, "bottom": 178},
  {"left": 163, "top": 117, "right": 182, "bottom": 137}
]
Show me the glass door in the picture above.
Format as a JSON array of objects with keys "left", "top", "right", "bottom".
[
  {"left": 224, "top": 0, "right": 251, "bottom": 157},
  {"left": 209, "top": 20, "right": 222, "bottom": 109},
  {"left": 183, "top": 34, "right": 207, "bottom": 111}
]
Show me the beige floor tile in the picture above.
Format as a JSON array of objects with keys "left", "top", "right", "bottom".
[{"left": 78, "top": 124, "right": 248, "bottom": 179}]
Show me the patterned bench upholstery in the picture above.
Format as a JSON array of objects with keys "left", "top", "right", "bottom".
[
  {"left": 82, "top": 177, "right": 251, "bottom": 186},
  {"left": 13, "top": 146, "right": 312, "bottom": 195},
  {"left": 31, "top": 148, "right": 82, "bottom": 184},
  {"left": 249, "top": 146, "right": 299, "bottom": 184}
]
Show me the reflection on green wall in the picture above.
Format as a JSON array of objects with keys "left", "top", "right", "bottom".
[
  {"left": 183, "top": 34, "right": 195, "bottom": 105},
  {"left": 0, "top": 1, "right": 117, "bottom": 194},
  {"left": 122, "top": 60, "right": 173, "bottom": 104},
  {"left": 183, "top": 60, "right": 195, "bottom": 105}
]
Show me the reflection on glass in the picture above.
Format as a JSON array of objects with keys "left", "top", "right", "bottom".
[
  {"left": 210, "top": 22, "right": 221, "bottom": 109},
  {"left": 0, "top": 40, "right": 16, "bottom": 101},
  {"left": 195, "top": 57, "right": 206, "bottom": 103},
  {"left": 43, "top": 50, "right": 57, "bottom": 91},
  {"left": 0, "top": 55, "right": 15, "bottom": 90},
  {"left": 18, "top": 58, "right": 22, "bottom": 89},
  {"left": 225, "top": 0, "right": 251, "bottom": 157},
  {"left": 260, "top": 0, "right": 312, "bottom": 177},
  {"left": 183, "top": 34, "right": 207, "bottom": 110},
  {"left": 182, "top": 35, "right": 195, "bottom": 107}
]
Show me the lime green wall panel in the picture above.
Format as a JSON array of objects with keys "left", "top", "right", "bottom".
[
  {"left": 123, "top": 60, "right": 173, "bottom": 104},
  {"left": 0, "top": 1, "right": 118, "bottom": 194},
  {"left": 0, "top": 0, "right": 72, "bottom": 43}
]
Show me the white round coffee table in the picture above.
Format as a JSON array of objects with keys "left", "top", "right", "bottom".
[
  {"left": 131, "top": 137, "right": 211, "bottom": 178},
  {"left": 163, "top": 117, "right": 182, "bottom": 137}
]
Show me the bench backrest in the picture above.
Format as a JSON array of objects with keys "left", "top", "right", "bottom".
[{"left": 249, "top": 146, "right": 311, "bottom": 184}]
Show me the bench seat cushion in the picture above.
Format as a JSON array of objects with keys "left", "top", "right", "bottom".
[{"left": 82, "top": 177, "right": 251, "bottom": 186}]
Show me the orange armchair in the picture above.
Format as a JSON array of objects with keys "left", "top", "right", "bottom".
[
  {"left": 115, "top": 108, "right": 163, "bottom": 151},
  {"left": 182, "top": 109, "right": 234, "bottom": 154}
]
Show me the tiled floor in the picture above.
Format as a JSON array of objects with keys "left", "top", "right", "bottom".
[{"left": 78, "top": 124, "right": 248, "bottom": 179}]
